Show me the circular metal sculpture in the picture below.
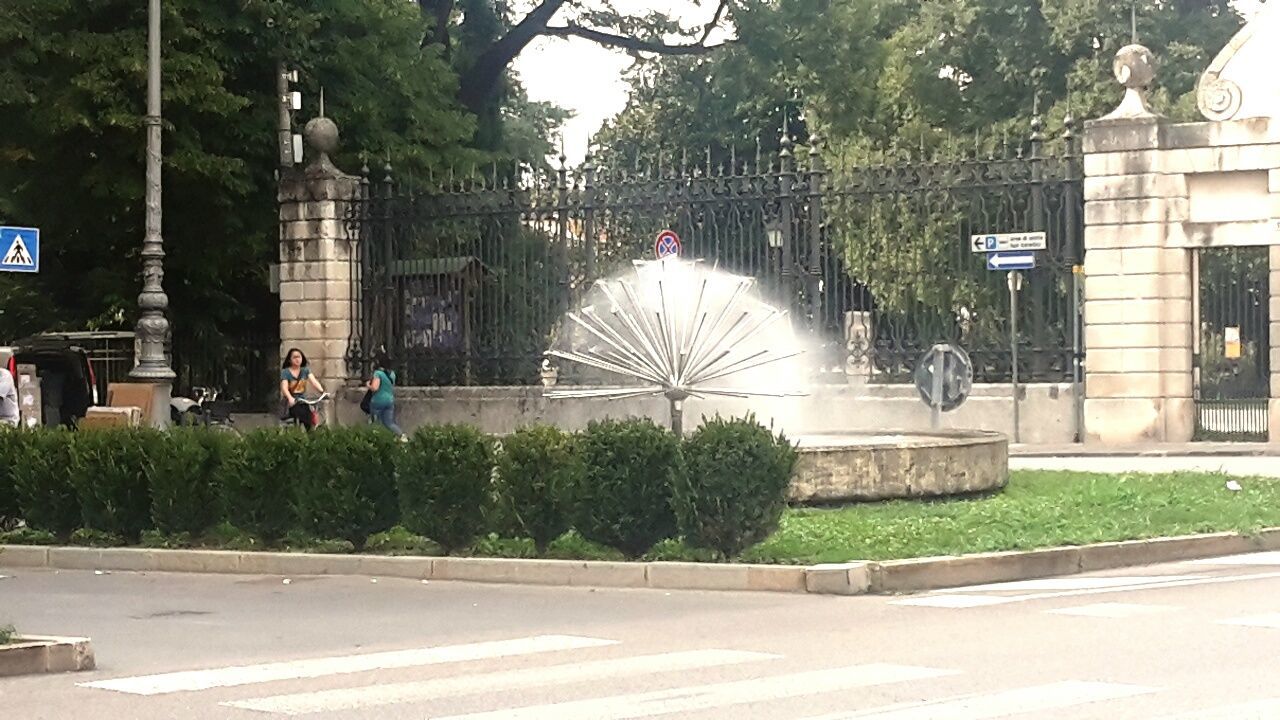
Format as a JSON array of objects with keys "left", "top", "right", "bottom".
[{"left": 913, "top": 343, "right": 973, "bottom": 413}]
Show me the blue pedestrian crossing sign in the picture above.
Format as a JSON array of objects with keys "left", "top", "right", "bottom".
[{"left": 0, "top": 227, "right": 39, "bottom": 273}]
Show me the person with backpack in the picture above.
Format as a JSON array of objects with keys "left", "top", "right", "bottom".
[{"left": 364, "top": 351, "right": 404, "bottom": 437}]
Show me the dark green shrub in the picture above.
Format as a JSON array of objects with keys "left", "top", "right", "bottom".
[
  {"left": 495, "top": 425, "right": 581, "bottom": 552},
  {"left": 0, "top": 428, "right": 21, "bottom": 529},
  {"left": 70, "top": 428, "right": 162, "bottom": 541},
  {"left": 203, "top": 521, "right": 262, "bottom": 551},
  {"left": 544, "top": 530, "right": 625, "bottom": 561},
  {"left": 574, "top": 418, "right": 682, "bottom": 558},
  {"left": 675, "top": 414, "right": 797, "bottom": 557},
  {"left": 293, "top": 427, "right": 399, "bottom": 547},
  {"left": 465, "top": 533, "right": 537, "bottom": 558},
  {"left": 223, "top": 429, "right": 305, "bottom": 541},
  {"left": 11, "top": 429, "right": 78, "bottom": 536},
  {"left": 398, "top": 425, "right": 494, "bottom": 551},
  {"left": 150, "top": 429, "right": 235, "bottom": 536},
  {"left": 0, "top": 527, "right": 57, "bottom": 545}
]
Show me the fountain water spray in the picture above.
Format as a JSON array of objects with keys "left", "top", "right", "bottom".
[{"left": 545, "top": 258, "right": 805, "bottom": 435}]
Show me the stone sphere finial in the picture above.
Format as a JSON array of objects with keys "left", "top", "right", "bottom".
[
  {"left": 1103, "top": 43, "right": 1160, "bottom": 120},
  {"left": 304, "top": 116, "right": 340, "bottom": 171},
  {"left": 1114, "top": 43, "right": 1156, "bottom": 89}
]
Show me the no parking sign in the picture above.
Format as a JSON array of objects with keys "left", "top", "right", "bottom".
[{"left": 654, "top": 230, "right": 681, "bottom": 259}]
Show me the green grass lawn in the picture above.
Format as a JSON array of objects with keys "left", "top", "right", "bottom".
[{"left": 741, "top": 470, "right": 1280, "bottom": 565}]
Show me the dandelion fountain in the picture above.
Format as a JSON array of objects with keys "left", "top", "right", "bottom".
[
  {"left": 545, "top": 257, "right": 1007, "bottom": 504},
  {"left": 545, "top": 258, "right": 805, "bottom": 436}
]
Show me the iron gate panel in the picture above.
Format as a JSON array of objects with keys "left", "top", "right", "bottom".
[
  {"left": 1195, "top": 246, "right": 1270, "bottom": 441},
  {"left": 347, "top": 128, "right": 1082, "bottom": 388}
]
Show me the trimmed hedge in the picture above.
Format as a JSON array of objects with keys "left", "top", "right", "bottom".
[
  {"left": 11, "top": 428, "right": 79, "bottom": 536},
  {"left": 495, "top": 425, "right": 581, "bottom": 552},
  {"left": 224, "top": 429, "right": 305, "bottom": 541},
  {"left": 294, "top": 427, "right": 400, "bottom": 546},
  {"left": 150, "top": 429, "right": 236, "bottom": 536},
  {"left": 398, "top": 425, "right": 494, "bottom": 551},
  {"left": 675, "top": 414, "right": 797, "bottom": 558},
  {"left": 0, "top": 413, "right": 798, "bottom": 561},
  {"left": 575, "top": 418, "right": 682, "bottom": 558}
]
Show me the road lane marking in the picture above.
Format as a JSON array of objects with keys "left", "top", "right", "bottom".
[
  {"left": 1216, "top": 613, "right": 1280, "bottom": 629},
  {"left": 803, "top": 680, "right": 1158, "bottom": 719},
  {"left": 894, "top": 570, "right": 1280, "bottom": 608},
  {"left": 948, "top": 576, "right": 1205, "bottom": 593},
  {"left": 1185, "top": 551, "right": 1280, "bottom": 566},
  {"left": 222, "top": 649, "right": 779, "bottom": 715},
  {"left": 78, "top": 635, "right": 616, "bottom": 696},
  {"left": 892, "top": 595, "right": 1020, "bottom": 608},
  {"left": 1157, "top": 698, "right": 1280, "bottom": 719},
  {"left": 1046, "top": 602, "right": 1171, "bottom": 618},
  {"left": 433, "top": 664, "right": 957, "bottom": 720}
]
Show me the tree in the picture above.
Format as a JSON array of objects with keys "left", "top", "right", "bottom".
[{"left": 0, "top": 0, "right": 473, "bottom": 351}]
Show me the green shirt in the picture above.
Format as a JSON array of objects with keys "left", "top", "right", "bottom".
[{"left": 371, "top": 369, "right": 396, "bottom": 409}]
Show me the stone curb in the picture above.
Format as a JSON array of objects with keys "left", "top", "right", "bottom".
[
  {"left": 4, "top": 530, "right": 1279, "bottom": 596},
  {"left": 0, "top": 636, "right": 95, "bottom": 677}
]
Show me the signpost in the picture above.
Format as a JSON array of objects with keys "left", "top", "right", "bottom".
[
  {"left": 970, "top": 231, "right": 1047, "bottom": 254},
  {"left": 973, "top": 230, "right": 1043, "bottom": 443},
  {"left": 654, "top": 230, "right": 681, "bottom": 260},
  {"left": 914, "top": 344, "right": 974, "bottom": 428},
  {"left": 0, "top": 226, "right": 39, "bottom": 273}
]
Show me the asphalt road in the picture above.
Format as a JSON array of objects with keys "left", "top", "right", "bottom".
[{"left": 5, "top": 552, "right": 1280, "bottom": 719}]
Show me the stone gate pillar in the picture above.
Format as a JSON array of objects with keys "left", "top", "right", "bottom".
[
  {"left": 277, "top": 116, "right": 360, "bottom": 410},
  {"left": 1082, "top": 44, "right": 1195, "bottom": 444}
]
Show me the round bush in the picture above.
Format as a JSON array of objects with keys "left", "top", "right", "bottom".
[
  {"left": 70, "top": 428, "right": 163, "bottom": 542},
  {"left": 11, "top": 429, "right": 78, "bottom": 536},
  {"left": 495, "top": 425, "right": 581, "bottom": 552},
  {"left": 150, "top": 429, "right": 235, "bottom": 536},
  {"left": 575, "top": 418, "right": 682, "bottom": 558},
  {"left": 674, "top": 414, "right": 797, "bottom": 558},
  {"left": 0, "top": 427, "right": 22, "bottom": 529},
  {"left": 398, "top": 425, "right": 494, "bottom": 551},
  {"left": 223, "top": 429, "right": 306, "bottom": 541},
  {"left": 293, "top": 427, "right": 400, "bottom": 547}
]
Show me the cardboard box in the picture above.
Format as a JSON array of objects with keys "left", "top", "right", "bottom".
[{"left": 80, "top": 406, "right": 142, "bottom": 429}]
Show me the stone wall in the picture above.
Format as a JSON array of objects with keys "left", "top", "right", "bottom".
[{"left": 331, "top": 383, "right": 1078, "bottom": 444}]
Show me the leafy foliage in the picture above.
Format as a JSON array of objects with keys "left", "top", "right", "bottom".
[
  {"left": 150, "top": 429, "right": 234, "bottom": 536},
  {"left": 397, "top": 425, "right": 495, "bottom": 551},
  {"left": 10, "top": 429, "right": 79, "bottom": 536},
  {"left": 293, "top": 428, "right": 400, "bottom": 547},
  {"left": 574, "top": 418, "right": 682, "bottom": 558},
  {"left": 675, "top": 415, "right": 796, "bottom": 558},
  {"left": 364, "top": 525, "right": 444, "bottom": 556},
  {"left": 494, "top": 425, "right": 581, "bottom": 552},
  {"left": 222, "top": 429, "right": 305, "bottom": 542},
  {"left": 0, "top": 428, "right": 22, "bottom": 530},
  {"left": 69, "top": 429, "right": 162, "bottom": 542}
]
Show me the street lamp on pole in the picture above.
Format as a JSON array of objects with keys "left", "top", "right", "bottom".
[{"left": 129, "top": 0, "right": 176, "bottom": 423}]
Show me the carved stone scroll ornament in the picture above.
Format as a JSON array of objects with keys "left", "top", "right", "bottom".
[{"left": 1197, "top": 2, "right": 1279, "bottom": 122}]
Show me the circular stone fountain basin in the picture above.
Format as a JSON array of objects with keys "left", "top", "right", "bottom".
[{"left": 788, "top": 430, "right": 1008, "bottom": 505}]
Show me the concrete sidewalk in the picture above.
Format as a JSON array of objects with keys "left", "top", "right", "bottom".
[{"left": 1011, "top": 442, "right": 1279, "bottom": 458}]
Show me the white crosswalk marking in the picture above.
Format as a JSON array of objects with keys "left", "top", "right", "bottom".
[
  {"left": 802, "top": 680, "right": 1158, "bottom": 719},
  {"left": 1216, "top": 613, "right": 1280, "bottom": 629},
  {"left": 433, "top": 664, "right": 957, "bottom": 720},
  {"left": 1157, "top": 698, "right": 1280, "bottom": 719},
  {"left": 1047, "top": 602, "right": 1170, "bottom": 618},
  {"left": 77, "top": 634, "right": 616, "bottom": 696},
  {"left": 222, "top": 649, "right": 779, "bottom": 715}
]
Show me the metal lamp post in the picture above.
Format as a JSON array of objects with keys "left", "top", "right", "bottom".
[{"left": 128, "top": 0, "right": 176, "bottom": 425}]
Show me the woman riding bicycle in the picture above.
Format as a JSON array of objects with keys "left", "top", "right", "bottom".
[{"left": 280, "top": 348, "right": 326, "bottom": 430}]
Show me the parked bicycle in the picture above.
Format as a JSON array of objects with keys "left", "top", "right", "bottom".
[{"left": 170, "top": 386, "right": 238, "bottom": 434}]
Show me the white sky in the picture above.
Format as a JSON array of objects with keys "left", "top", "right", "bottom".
[
  {"left": 513, "top": 0, "right": 717, "bottom": 164},
  {"left": 514, "top": 0, "right": 1265, "bottom": 164}
]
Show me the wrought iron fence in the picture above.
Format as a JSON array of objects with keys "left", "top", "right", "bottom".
[
  {"left": 348, "top": 121, "right": 1083, "bottom": 387},
  {"left": 1194, "top": 246, "right": 1269, "bottom": 441}
]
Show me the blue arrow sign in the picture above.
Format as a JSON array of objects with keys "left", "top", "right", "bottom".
[
  {"left": 0, "top": 227, "right": 39, "bottom": 273},
  {"left": 986, "top": 251, "right": 1035, "bottom": 271}
]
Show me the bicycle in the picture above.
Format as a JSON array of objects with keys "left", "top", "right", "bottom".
[{"left": 282, "top": 392, "right": 330, "bottom": 430}]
